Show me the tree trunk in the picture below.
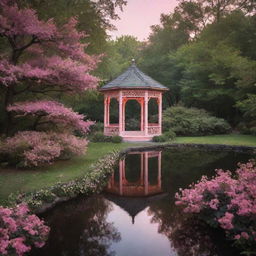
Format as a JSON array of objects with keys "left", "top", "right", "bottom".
[{"left": 4, "top": 87, "right": 14, "bottom": 136}]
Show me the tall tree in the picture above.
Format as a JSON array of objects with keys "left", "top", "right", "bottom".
[
  {"left": 177, "top": 0, "right": 256, "bottom": 26},
  {"left": 175, "top": 12, "right": 256, "bottom": 123},
  {"left": 0, "top": 0, "right": 98, "bottom": 136},
  {"left": 19, "top": 0, "right": 127, "bottom": 55}
]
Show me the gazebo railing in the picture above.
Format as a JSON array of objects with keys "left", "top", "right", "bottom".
[
  {"left": 148, "top": 123, "right": 161, "bottom": 135},
  {"left": 104, "top": 123, "right": 161, "bottom": 136},
  {"left": 104, "top": 124, "right": 119, "bottom": 135}
]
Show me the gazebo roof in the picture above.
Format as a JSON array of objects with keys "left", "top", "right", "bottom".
[
  {"left": 99, "top": 62, "right": 168, "bottom": 91},
  {"left": 105, "top": 193, "right": 168, "bottom": 224}
]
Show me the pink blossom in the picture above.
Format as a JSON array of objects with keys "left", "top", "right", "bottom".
[
  {"left": 0, "top": 203, "right": 49, "bottom": 256},
  {"left": 241, "top": 232, "right": 249, "bottom": 240},
  {"left": 175, "top": 160, "right": 256, "bottom": 246},
  {"left": 0, "top": 0, "right": 100, "bottom": 92},
  {"left": 0, "top": 131, "right": 88, "bottom": 167},
  {"left": 8, "top": 100, "right": 94, "bottom": 135},
  {"left": 218, "top": 212, "right": 234, "bottom": 230}
]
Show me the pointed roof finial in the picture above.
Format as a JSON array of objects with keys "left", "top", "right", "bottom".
[{"left": 131, "top": 58, "right": 135, "bottom": 65}]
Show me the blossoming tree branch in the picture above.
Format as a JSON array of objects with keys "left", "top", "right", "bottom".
[{"left": 0, "top": 0, "right": 100, "bottom": 167}]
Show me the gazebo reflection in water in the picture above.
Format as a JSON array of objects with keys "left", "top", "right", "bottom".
[{"left": 105, "top": 150, "right": 164, "bottom": 224}]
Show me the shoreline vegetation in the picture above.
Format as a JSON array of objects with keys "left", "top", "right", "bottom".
[{"left": 0, "top": 134, "right": 255, "bottom": 210}]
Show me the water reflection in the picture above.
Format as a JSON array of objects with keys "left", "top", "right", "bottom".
[
  {"left": 31, "top": 148, "right": 253, "bottom": 256},
  {"left": 31, "top": 196, "right": 121, "bottom": 256},
  {"left": 106, "top": 151, "right": 162, "bottom": 197}
]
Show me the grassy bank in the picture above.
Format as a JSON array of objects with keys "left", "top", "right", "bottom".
[
  {"left": 0, "top": 142, "right": 147, "bottom": 205},
  {"left": 175, "top": 134, "right": 256, "bottom": 147},
  {"left": 0, "top": 134, "right": 255, "bottom": 205}
]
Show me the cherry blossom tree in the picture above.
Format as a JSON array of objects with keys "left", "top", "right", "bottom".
[
  {"left": 0, "top": 0, "right": 100, "bottom": 166},
  {"left": 0, "top": 0, "right": 100, "bottom": 135}
]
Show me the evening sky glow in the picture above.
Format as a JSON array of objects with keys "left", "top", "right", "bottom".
[{"left": 109, "top": 0, "right": 179, "bottom": 41}]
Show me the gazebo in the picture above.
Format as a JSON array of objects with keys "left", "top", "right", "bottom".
[{"left": 99, "top": 60, "right": 168, "bottom": 141}]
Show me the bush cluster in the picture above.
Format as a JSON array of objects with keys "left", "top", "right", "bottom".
[
  {"left": 0, "top": 203, "right": 49, "bottom": 256},
  {"left": 237, "top": 122, "right": 256, "bottom": 136},
  {"left": 0, "top": 131, "right": 88, "bottom": 168},
  {"left": 90, "top": 132, "right": 122, "bottom": 143},
  {"left": 152, "top": 130, "right": 176, "bottom": 142},
  {"left": 163, "top": 106, "right": 231, "bottom": 136},
  {"left": 175, "top": 161, "right": 256, "bottom": 253}
]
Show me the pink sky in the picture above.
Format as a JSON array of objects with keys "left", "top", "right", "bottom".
[{"left": 109, "top": 0, "right": 179, "bottom": 41}]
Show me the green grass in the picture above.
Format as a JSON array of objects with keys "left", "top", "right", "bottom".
[
  {"left": 0, "top": 142, "right": 148, "bottom": 204},
  {"left": 174, "top": 134, "right": 256, "bottom": 147},
  {"left": 0, "top": 134, "right": 255, "bottom": 205}
]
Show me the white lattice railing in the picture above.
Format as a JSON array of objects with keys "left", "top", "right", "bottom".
[
  {"left": 148, "top": 124, "right": 161, "bottom": 135},
  {"left": 104, "top": 125, "right": 119, "bottom": 135}
]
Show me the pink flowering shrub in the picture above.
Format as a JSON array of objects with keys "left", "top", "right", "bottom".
[
  {"left": 175, "top": 161, "right": 256, "bottom": 251},
  {"left": 8, "top": 100, "right": 94, "bottom": 135},
  {"left": 0, "top": 131, "right": 88, "bottom": 167},
  {"left": 0, "top": 203, "right": 49, "bottom": 256}
]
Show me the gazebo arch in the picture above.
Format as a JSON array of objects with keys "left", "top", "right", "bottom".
[{"left": 99, "top": 60, "right": 168, "bottom": 141}]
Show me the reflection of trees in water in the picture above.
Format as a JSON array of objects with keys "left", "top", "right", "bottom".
[
  {"left": 148, "top": 205, "right": 239, "bottom": 256},
  {"left": 79, "top": 211, "right": 120, "bottom": 256},
  {"left": 31, "top": 195, "right": 120, "bottom": 256},
  {"left": 147, "top": 148, "right": 249, "bottom": 256}
]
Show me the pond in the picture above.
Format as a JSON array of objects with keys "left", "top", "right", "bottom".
[{"left": 31, "top": 147, "right": 254, "bottom": 256}]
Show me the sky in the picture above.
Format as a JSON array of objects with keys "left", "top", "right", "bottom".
[{"left": 109, "top": 0, "right": 179, "bottom": 41}]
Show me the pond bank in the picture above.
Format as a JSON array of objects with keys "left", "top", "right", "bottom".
[
  {"left": 1, "top": 135, "right": 255, "bottom": 205},
  {"left": 122, "top": 143, "right": 256, "bottom": 154},
  {"left": 30, "top": 146, "right": 255, "bottom": 256},
  {"left": 18, "top": 143, "right": 256, "bottom": 215}
]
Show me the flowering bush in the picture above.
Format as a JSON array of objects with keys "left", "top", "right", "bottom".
[
  {"left": 8, "top": 100, "right": 94, "bottom": 135},
  {"left": 0, "top": 131, "right": 87, "bottom": 167},
  {"left": 0, "top": 203, "right": 49, "bottom": 256},
  {"left": 175, "top": 161, "right": 256, "bottom": 252}
]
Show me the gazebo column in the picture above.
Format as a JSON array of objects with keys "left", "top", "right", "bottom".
[
  {"left": 144, "top": 152, "right": 149, "bottom": 195},
  {"left": 158, "top": 151, "right": 162, "bottom": 188},
  {"left": 140, "top": 99, "right": 144, "bottom": 131},
  {"left": 144, "top": 92, "right": 149, "bottom": 135},
  {"left": 104, "top": 96, "right": 107, "bottom": 127},
  {"left": 107, "top": 97, "right": 110, "bottom": 126},
  {"left": 119, "top": 92, "right": 123, "bottom": 135},
  {"left": 140, "top": 152, "right": 144, "bottom": 183},
  {"left": 119, "top": 159, "right": 125, "bottom": 196},
  {"left": 158, "top": 94, "right": 162, "bottom": 134},
  {"left": 122, "top": 99, "right": 126, "bottom": 132}
]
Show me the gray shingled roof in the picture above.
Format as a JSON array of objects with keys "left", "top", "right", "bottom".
[{"left": 100, "top": 63, "right": 168, "bottom": 91}]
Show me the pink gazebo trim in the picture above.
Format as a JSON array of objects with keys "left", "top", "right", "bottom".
[{"left": 102, "top": 89, "right": 164, "bottom": 141}]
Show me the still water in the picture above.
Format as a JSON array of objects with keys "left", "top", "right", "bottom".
[{"left": 31, "top": 147, "right": 254, "bottom": 256}]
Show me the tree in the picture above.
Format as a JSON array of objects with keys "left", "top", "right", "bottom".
[
  {"left": 174, "top": 12, "right": 256, "bottom": 123},
  {"left": 19, "top": 0, "right": 127, "bottom": 55},
  {"left": 99, "top": 35, "right": 143, "bottom": 80},
  {"left": 0, "top": 0, "right": 99, "bottom": 135},
  {"left": 176, "top": 0, "right": 256, "bottom": 27},
  {"left": 139, "top": 11, "right": 189, "bottom": 107},
  {"left": 0, "top": 0, "right": 100, "bottom": 166}
]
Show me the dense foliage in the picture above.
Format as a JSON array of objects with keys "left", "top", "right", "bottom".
[
  {"left": 152, "top": 130, "right": 176, "bottom": 143},
  {"left": 90, "top": 132, "right": 122, "bottom": 143},
  {"left": 0, "top": 203, "right": 49, "bottom": 256},
  {"left": 176, "top": 161, "right": 256, "bottom": 252},
  {"left": 0, "top": 0, "right": 102, "bottom": 166},
  {"left": 0, "top": 131, "right": 88, "bottom": 167},
  {"left": 163, "top": 106, "right": 231, "bottom": 136},
  {"left": 138, "top": 1, "right": 256, "bottom": 130}
]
